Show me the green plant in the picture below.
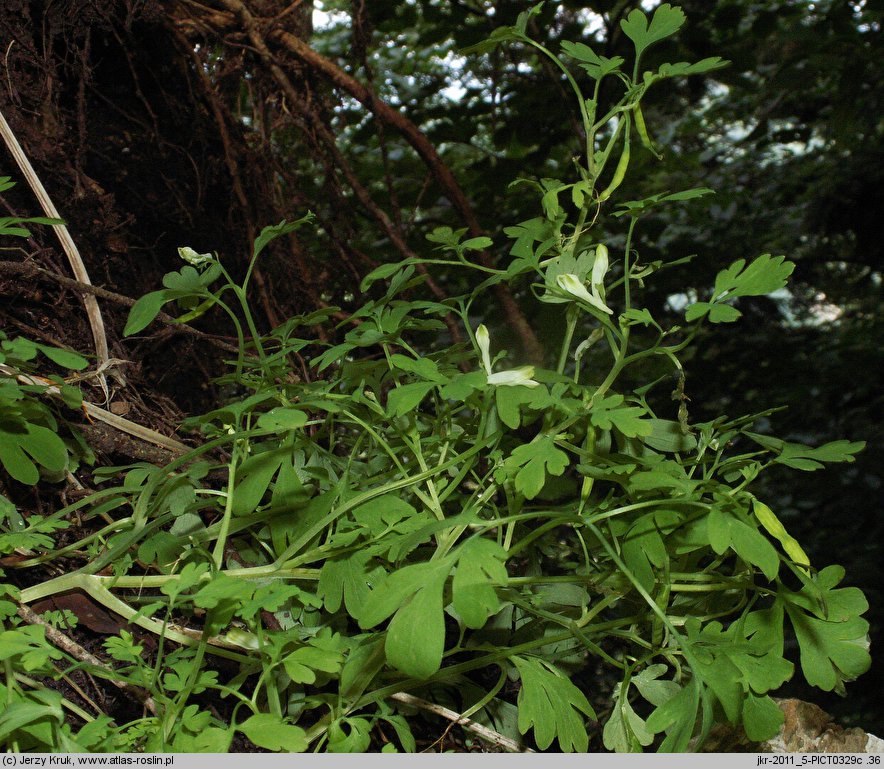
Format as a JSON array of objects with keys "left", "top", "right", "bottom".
[
  {"left": 5, "top": 4, "right": 870, "bottom": 753},
  {"left": 0, "top": 176, "right": 92, "bottom": 543}
]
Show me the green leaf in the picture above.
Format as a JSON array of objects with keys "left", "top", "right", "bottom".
[
  {"left": 0, "top": 421, "right": 70, "bottom": 484},
  {"left": 328, "top": 717, "right": 372, "bottom": 752},
  {"left": 252, "top": 215, "right": 313, "bottom": 259},
  {"left": 124, "top": 290, "right": 172, "bottom": 336},
  {"left": 707, "top": 508, "right": 731, "bottom": 555},
  {"left": 462, "top": 236, "right": 493, "bottom": 250},
  {"left": 386, "top": 382, "right": 435, "bottom": 417},
  {"left": 616, "top": 188, "right": 714, "bottom": 217},
  {"left": 452, "top": 538, "right": 508, "bottom": 628},
  {"left": 319, "top": 551, "right": 378, "bottom": 616},
  {"left": 0, "top": 625, "right": 63, "bottom": 670},
  {"left": 231, "top": 449, "right": 285, "bottom": 515},
  {"left": 0, "top": 699, "right": 62, "bottom": 742},
  {"left": 192, "top": 573, "right": 254, "bottom": 611},
  {"left": 713, "top": 254, "right": 795, "bottom": 300},
  {"left": 384, "top": 563, "right": 449, "bottom": 678},
  {"left": 357, "top": 560, "right": 449, "bottom": 628},
  {"left": 645, "top": 682, "right": 699, "bottom": 751},
  {"left": 706, "top": 510, "right": 779, "bottom": 580},
  {"left": 560, "top": 41, "right": 624, "bottom": 79},
  {"left": 590, "top": 394, "right": 651, "bottom": 437},
  {"left": 388, "top": 354, "right": 446, "bottom": 382},
  {"left": 774, "top": 440, "right": 865, "bottom": 471},
  {"left": 360, "top": 260, "right": 414, "bottom": 292},
  {"left": 514, "top": 2, "right": 544, "bottom": 35},
  {"left": 684, "top": 301, "right": 712, "bottom": 322},
  {"left": 642, "top": 419, "right": 697, "bottom": 453},
  {"left": 0, "top": 439, "right": 38, "bottom": 485},
  {"left": 623, "top": 515, "right": 667, "bottom": 593},
  {"left": 729, "top": 517, "right": 780, "bottom": 581},
  {"left": 495, "top": 385, "right": 543, "bottom": 429},
  {"left": 238, "top": 713, "right": 307, "bottom": 752},
  {"left": 21, "top": 424, "right": 69, "bottom": 473},
  {"left": 283, "top": 641, "right": 344, "bottom": 684},
  {"left": 503, "top": 216, "right": 555, "bottom": 261},
  {"left": 257, "top": 407, "right": 308, "bottom": 431},
  {"left": 513, "top": 657, "right": 595, "bottom": 752},
  {"left": 352, "top": 494, "right": 418, "bottom": 531},
  {"left": 505, "top": 436, "right": 569, "bottom": 499},
  {"left": 460, "top": 25, "right": 523, "bottom": 55},
  {"left": 742, "top": 693, "right": 784, "bottom": 742},
  {"left": 620, "top": 4, "right": 686, "bottom": 60},
  {"left": 784, "top": 597, "right": 871, "bottom": 693},
  {"left": 632, "top": 665, "right": 680, "bottom": 707},
  {"left": 708, "top": 304, "right": 742, "bottom": 323},
  {"left": 340, "top": 635, "right": 386, "bottom": 701},
  {"left": 35, "top": 343, "right": 89, "bottom": 370},
  {"left": 603, "top": 688, "right": 653, "bottom": 752},
  {"left": 651, "top": 57, "right": 729, "bottom": 80}
]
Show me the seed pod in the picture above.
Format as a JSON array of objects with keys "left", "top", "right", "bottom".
[
  {"left": 753, "top": 500, "right": 811, "bottom": 573},
  {"left": 634, "top": 102, "right": 662, "bottom": 160},
  {"left": 598, "top": 121, "right": 631, "bottom": 202}
]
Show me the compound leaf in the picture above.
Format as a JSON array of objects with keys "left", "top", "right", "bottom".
[
  {"left": 713, "top": 254, "right": 794, "bottom": 300},
  {"left": 513, "top": 657, "right": 595, "bottom": 752}
]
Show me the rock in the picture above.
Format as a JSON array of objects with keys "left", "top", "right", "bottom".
[{"left": 700, "top": 699, "right": 883, "bottom": 753}]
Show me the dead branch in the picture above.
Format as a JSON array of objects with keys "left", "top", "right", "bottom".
[
  {"left": 0, "top": 107, "right": 117, "bottom": 392},
  {"left": 0, "top": 259, "right": 242, "bottom": 354},
  {"left": 17, "top": 603, "right": 159, "bottom": 717},
  {"left": 389, "top": 691, "right": 532, "bottom": 753},
  {"left": 174, "top": 0, "right": 543, "bottom": 362}
]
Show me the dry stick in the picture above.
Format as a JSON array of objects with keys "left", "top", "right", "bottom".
[
  {"left": 0, "top": 108, "right": 117, "bottom": 396},
  {"left": 206, "top": 0, "right": 543, "bottom": 363},
  {"left": 0, "top": 259, "right": 242, "bottom": 355},
  {"left": 17, "top": 604, "right": 159, "bottom": 716},
  {"left": 1, "top": 362, "right": 189, "bottom": 454},
  {"left": 389, "top": 692, "right": 531, "bottom": 753}
]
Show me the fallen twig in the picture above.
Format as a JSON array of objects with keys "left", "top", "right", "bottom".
[
  {"left": 0, "top": 258, "right": 243, "bottom": 354},
  {"left": 17, "top": 603, "right": 159, "bottom": 716},
  {"left": 0, "top": 362, "right": 189, "bottom": 454},
  {"left": 0, "top": 107, "right": 116, "bottom": 396},
  {"left": 389, "top": 691, "right": 531, "bottom": 753}
]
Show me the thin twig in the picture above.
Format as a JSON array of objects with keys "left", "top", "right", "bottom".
[
  {"left": 0, "top": 258, "right": 242, "bottom": 354},
  {"left": 0, "top": 107, "right": 116, "bottom": 395},
  {"left": 389, "top": 691, "right": 532, "bottom": 753},
  {"left": 179, "top": 0, "right": 543, "bottom": 363},
  {"left": 0, "top": 362, "right": 189, "bottom": 454},
  {"left": 17, "top": 604, "right": 159, "bottom": 716}
]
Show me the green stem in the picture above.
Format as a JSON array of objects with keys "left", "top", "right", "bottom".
[
  {"left": 556, "top": 305, "right": 579, "bottom": 375},
  {"left": 211, "top": 441, "right": 241, "bottom": 569}
]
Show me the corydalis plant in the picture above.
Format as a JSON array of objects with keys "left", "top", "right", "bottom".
[{"left": 10, "top": 3, "right": 870, "bottom": 756}]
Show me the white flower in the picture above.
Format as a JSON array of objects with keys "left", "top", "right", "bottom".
[
  {"left": 488, "top": 366, "right": 540, "bottom": 387},
  {"left": 476, "top": 324, "right": 494, "bottom": 376},
  {"left": 556, "top": 273, "right": 613, "bottom": 314},
  {"left": 591, "top": 244, "right": 609, "bottom": 296},
  {"left": 178, "top": 246, "right": 214, "bottom": 267},
  {"left": 476, "top": 324, "right": 540, "bottom": 388}
]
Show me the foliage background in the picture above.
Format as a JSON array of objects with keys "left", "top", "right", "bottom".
[{"left": 1, "top": 0, "right": 881, "bottom": 734}]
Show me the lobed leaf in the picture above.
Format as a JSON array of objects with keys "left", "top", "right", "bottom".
[
  {"left": 621, "top": 4, "right": 686, "bottom": 60},
  {"left": 513, "top": 656, "right": 596, "bottom": 752}
]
